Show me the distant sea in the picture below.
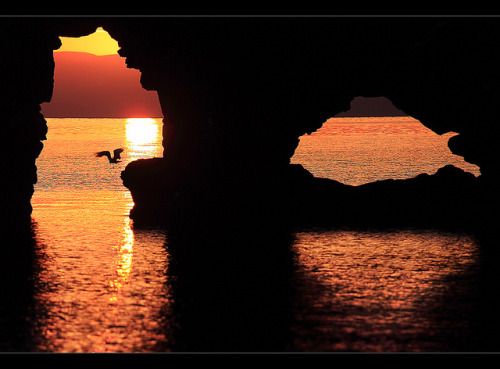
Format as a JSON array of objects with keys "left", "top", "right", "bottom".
[
  {"left": 291, "top": 116, "right": 480, "bottom": 185},
  {"left": 16, "top": 117, "right": 485, "bottom": 352}
]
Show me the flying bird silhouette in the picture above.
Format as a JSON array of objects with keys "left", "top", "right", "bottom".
[{"left": 95, "top": 148, "right": 124, "bottom": 163}]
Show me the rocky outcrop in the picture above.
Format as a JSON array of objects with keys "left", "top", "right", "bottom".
[
  {"left": 287, "top": 164, "right": 483, "bottom": 230},
  {"left": 0, "top": 19, "right": 61, "bottom": 230},
  {"left": 2, "top": 17, "right": 500, "bottom": 233}
]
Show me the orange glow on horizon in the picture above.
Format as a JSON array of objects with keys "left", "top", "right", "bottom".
[
  {"left": 126, "top": 118, "right": 157, "bottom": 124},
  {"left": 56, "top": 27, "right": 120, "bottom": 56}
]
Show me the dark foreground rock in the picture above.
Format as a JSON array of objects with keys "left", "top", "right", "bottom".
[
  {"left": 291, "top": 164, "right": 483, "bottom": 230},
  {"left": 2, "top": 17, "right": 500, "bottom": 237},
  {"left": 122, "top": 157, "right": 487, "bottom": 232}
]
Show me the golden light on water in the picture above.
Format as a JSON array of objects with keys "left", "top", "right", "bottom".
[
  {"left": 31, "top": 191, "right": 170, "bottom": 352},
  {"left": 28, "top": 117, "right": 167, "bottom": 352},
  {"left": 108, "top": 193, "right": 135, "bottom": 304},
  {"left": 109, "top": 217, "right": 134, "bottom": 300},
  {"left": 126, "top": 118, "right": 159, "bottom": 147},
  {"left": 27, "top": 116, "right": 485, "bottom": 352},
  {"left": 292, "top": 229, "right": 480, "bottom": 351}
]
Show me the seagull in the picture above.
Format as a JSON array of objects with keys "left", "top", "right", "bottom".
[{"left": 95, "top": 148, "right": 124, "bottom": 163}]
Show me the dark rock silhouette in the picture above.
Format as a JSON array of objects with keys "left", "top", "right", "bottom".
[
  {"left": 288, "top": 163, "right": 482, "bottom": 231},
  {"left": 1, "top": 16, "right": 500, "bottom": 234},
  {"left": 335, "top": 96, "right": 408, "bottom": 117},
  {"left": 5, "top": 15, "right": 500, "bottom": 353}
]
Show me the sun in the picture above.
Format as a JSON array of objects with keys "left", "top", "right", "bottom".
[
  {"left": 125, "top": 118, "right": 159, "bottom": 147},
  {"left": 56, "top": 27, "right": 120, "bottom": 56}
]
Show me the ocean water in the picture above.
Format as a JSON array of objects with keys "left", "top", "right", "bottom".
[
  {"left": 291, "top": 116, "right": 480, "bottom": 185},
  {"left": 18, "top": 117, "right": 490, "bottom": 352},
  {"left": 31, "top": 118, "right": 169, "bottom": 352}
]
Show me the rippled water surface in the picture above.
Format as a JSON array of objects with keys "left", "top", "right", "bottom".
[
  {"left": 291, "top": 229, "right": 482, "bottom": 351},
  {"left": 31, "top": 118, "right": 171, "bottom": 352},
  {"left": 291, "top": 116, "right": 480, "bottom": 185},
  {"left": 18, "top": 117, "right": 490, "bottom": 352}
]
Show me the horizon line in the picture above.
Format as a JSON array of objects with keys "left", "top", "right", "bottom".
[
  {"left": 44, "top": 116, "right": 164, "bottom": 119},
  {"left": 42, "top": 115, "right": 414, "bottom": 119}
]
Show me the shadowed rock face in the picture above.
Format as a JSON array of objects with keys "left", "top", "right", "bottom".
[{"left": 2, "top": 17, "right": 500, "bottom": 232}]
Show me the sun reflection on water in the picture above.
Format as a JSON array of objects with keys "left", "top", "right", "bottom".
[
  {"left": 27, "top": 118, "right": 171, "bottom": 352},
  {"left": 108, "top": 217, "right": 134, "bottom": 301},
  {"left": 125, "top": 118, "right": 160, "bottom": 160},
  {"left": 30, "top": 191, "right": 172, "bottom": 352},
  {"left": 26, "top": 117, "right": 485, "bottom": 352}
]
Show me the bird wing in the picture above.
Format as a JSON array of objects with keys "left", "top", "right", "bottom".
[
  {"left": 95, "top": 151, "right": 111, "bottom": 158},
  {"left": 113, "top": 148, "right": 124, "bottom": 159}
]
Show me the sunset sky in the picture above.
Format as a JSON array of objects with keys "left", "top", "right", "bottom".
[
  {"left": 56, "top": 27, "right": 120, "bottom": 55},
  {"left": 41, "top": 26, "right": 406, "bottom": 119},
  {"left": 41, "top": 27, "right": 163, "bottom": 118}
]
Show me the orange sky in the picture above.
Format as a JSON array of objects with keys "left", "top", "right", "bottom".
[
  {"left": 42, "top": 28, "right": 163, "bottom": 118},
  {"left": 44, "top": 27, "right": 406, "bottom": 119}
]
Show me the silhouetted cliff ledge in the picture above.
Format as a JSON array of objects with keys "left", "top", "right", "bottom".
[
  {"left": 290, "top": 164, "right": 483, "bottom": 231},
  {"left": 122, "top": 158, "right": 485, "bottom": 232},
  {"left": 4, "top": 17, "right": 500, "bottom": 236}
]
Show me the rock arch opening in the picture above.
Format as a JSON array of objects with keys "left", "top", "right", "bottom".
[
  {"left": 33, "top": 26, "right": 164, "bottom": 214},
  {"left": 40, "top": 27, "right": 162, "bottom": 119},
  {"left": 4, "top": 17, "right": 500, "bottom": 353},
  {"left": 2, "top": 17, "right": 494, "bottom": 232},
  {"left": 291, "top": 96, "right": 481, "bottom": 186}
]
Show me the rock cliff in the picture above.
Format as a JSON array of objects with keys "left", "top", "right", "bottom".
[{"left": 1, "top": 16, "right": 500, "bottom": 233}]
